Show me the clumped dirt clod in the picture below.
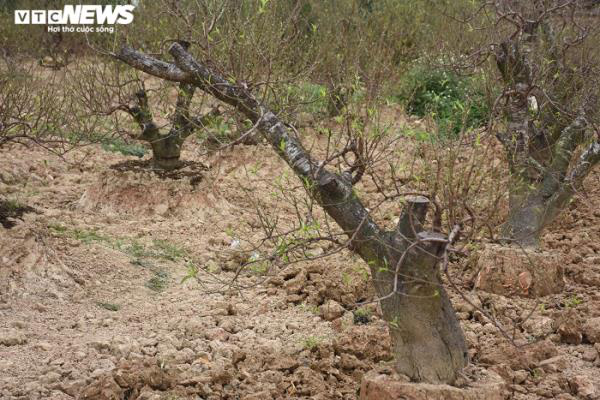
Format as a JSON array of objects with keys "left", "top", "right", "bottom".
[{"left": 0, "top": 199, "right": 35, "bottom": 229}]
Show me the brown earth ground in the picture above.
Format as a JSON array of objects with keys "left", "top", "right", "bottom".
[{"left": 1, "top": 114, "right": 600, "bottom": 400}]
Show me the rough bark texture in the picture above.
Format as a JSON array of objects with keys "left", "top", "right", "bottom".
[
  {"left": 124, "top": 70, "right": 219, "bottom": 170},
  {"left": 494, "top": 17, "right": 600, "bottom": 248},
  {"left": 114, "top": 43, "right": 468, "bottom": 383},
  {"left": 383, "top": 241, "right": 468, "bottom": 383}
]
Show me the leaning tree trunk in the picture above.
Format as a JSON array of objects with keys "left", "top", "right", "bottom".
[{"left": 114, "top": 43, "right": 468, "bottom": 383}]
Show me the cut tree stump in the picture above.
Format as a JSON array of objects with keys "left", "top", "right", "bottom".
[
  {"left": 360, "top": 367, "right": 506, "bottom": 400},
  {"left": 472, "top": 244, "right": 565, "bottom": 298}
]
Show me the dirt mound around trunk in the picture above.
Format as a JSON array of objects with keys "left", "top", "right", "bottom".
[
  {"left": 78, "top": 169, "right": 214, "bottom": 217},
  {"left": 360, "top": 366, "right": 506, "bottom": 400},
  {"left": 472, "top": 244, "right": 565, "bottom": 297}
]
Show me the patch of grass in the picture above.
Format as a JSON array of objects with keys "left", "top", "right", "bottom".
[
  {"left": 353, "top": 264, "right": 370, "bottom": 282},
  {"left": 3, "top": 199, "right": 24, "bottom": 211},
  {"left": 101, "top": 137, "right": 146, "bottom": 158},
  {"left": 123, "top": 240, "right": 152, "bottom": 259},
  {"left": 48, "top": 223, "right": 68, "bottom": 233},
  {"left": 49, "top": 225, "right": 189, "bottom": 263},
  {"left": 199, "top": 115, "right": 234, "bottom": 144},
  {"left": 97, "top": 302, "right": 120, "bottom": 312},
  {"left": 299, "top": 303, "right": 320, "bottom": 315},
  {"left": 302, "top": 335, "right": 323, "bottom": 350},
  {"left": 71, "top": 228, "right": 110, "bottom": 244},
  {"left": 145, "top": 270, "right": 169, "bottom": 292},
  {"left": 399, "top": 127, "right": 432, "bottom": 142},
  {"left": 285, "top": 82, "right": 328, "bottom": 114},
  {"left": 353, "top": 307, "right": 372, "bottom": 325},
  {"left": 564, "top": 295, "right": 583, "bottom": 308},
  {"left": 341, "top": 271, "right": 352, "bottom": 287},
  {"left": 151, "top": 239, "right": 187, "bottom": 261},
  {"left": 248, "top": 261, "right": 269, "bottom": 276},
  {"left": 49, "top": 225, "right": 188, "bottom": 293}
]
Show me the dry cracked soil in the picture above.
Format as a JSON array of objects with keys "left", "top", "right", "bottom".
[{"left": 1, "top": 126, "right": 600, "bottom": 400}]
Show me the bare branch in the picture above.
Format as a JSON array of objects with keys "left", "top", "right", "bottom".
[
  {"left": 125, "top": 89, "right": 161, "bottom": 142},
  {"left": 114, "top": 47, "right": 189, "bottom": 83},
  {"left": 566, "top": 139, "right": 600, "bottom": 189}
]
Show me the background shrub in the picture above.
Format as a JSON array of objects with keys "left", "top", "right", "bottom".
[{"left": 398, "top": 65, "right": 490, "bottom": 137}]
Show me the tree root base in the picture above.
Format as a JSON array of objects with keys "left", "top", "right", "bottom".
[{"left": 360, "top": 367, "right": 505, "bottom": 400}]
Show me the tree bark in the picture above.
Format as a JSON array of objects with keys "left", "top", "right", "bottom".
[
  {"left": 501, "top": 113, "right": 596, "bottom": 248},
  {"left": 383, "top": 231, "right": 468, "bottom": 382},
  {"left": 113, "top": 43, "right": 468, "bottom": 383},
  {"left": 494, "top": 29, "right": 599, "bottom": 248},
  {"left": 124, "top": 85, "right": 219, "bottom": 171}
]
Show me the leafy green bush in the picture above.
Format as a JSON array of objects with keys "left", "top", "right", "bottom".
[{"left": 398, "top": 65, "right": 489, "bottom": 137}]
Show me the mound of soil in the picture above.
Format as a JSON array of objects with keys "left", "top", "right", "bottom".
[
  {"left": 78, "top": 167, "right": 212, "bottom": 217},
  {"left": 109, "top": 159, "right": 208, "bottom": 182}
]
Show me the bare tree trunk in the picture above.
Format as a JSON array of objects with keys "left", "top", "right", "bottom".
[
  {"left": 382, "top": 234, "right": 467, "bottom": 382},
  {"left": 123, "top": 85, "right": 219, "bottom": 171},
  {"left": 113, "top": 43, "right": 468, "bottom": 383},
  {"left": 147, "top": 133, "right": 186, "bottom": 171},
  {"left": 503, "top": 176, "right": 546, "bottom": 248},
  {"left": 493, "top": 19, "right": 600, "bottom": 249}
]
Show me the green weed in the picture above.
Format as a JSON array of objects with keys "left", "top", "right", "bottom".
[
  {"left": 146, "top": 271, "right": 169, "bottom": 292},
  {"left": 353, "top": 307, "right": 372, "bottom": 325},
  {"left": 302, "top": 336, "right": 323, "bottom": 350},
  {"left": 199, "top": 115, "right": 233, "bottom": 144},
  {"left": 180, "top": 262, "right": 199, "bottom": 284},
  {"left": 97, "top": 302, "right": 120, "bottom": 312},
  {"left": 101, "top": 137, "right": 147, "bottom": 158},
  {"left": 299, "top": 303, "right": 320, "bottom": 315},
  {"left": 396, "top": 64, "right": 489, "bottom": 137},
  {"left": 248, "top": 261, "right": 269, "bottom": 276},
  {"left": 564, "top": 295, "right": 583, "bottom": 308},
  {"left": 285, "top": 82, "right": 328, "bottom": 114},
  {"left": 152, "top": 239, "right": 187, "bottom": 261},
  {"left": 71, "top": 228, "right": 110, "bottom": 244}
]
